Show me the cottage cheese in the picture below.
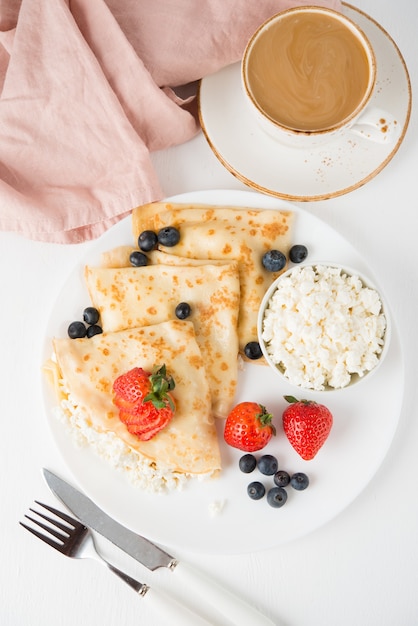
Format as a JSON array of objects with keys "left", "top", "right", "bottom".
[
  {"left": 54, "top": 389, "right": 215, "bottom": 493},
  {"left": 261, "top": 264, "right": 387, "bottom": 390}
]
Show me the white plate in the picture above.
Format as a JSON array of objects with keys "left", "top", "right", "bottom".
[
  {"left": 43, "top": 189, "right": 403, "bottom": 555},
  {"left": 198, "top": 4, "right": 411, "bottom": 201}
]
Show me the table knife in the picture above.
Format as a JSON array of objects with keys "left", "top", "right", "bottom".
[{"left": 43, "top": 468, "right": 275, "bottom": 626}]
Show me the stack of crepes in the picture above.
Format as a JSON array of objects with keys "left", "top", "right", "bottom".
[
  {"left": 0, "top": 0, "right": 341, "bottom": 243},
  {"left": 49, "top": 202, "right": 294, "bottom": 491}
]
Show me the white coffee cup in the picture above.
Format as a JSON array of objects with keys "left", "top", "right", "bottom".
[{"left": 242, "top": 7, "right": 398, "bottom": 148}]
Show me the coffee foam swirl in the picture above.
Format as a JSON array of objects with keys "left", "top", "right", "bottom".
[{"left": 246, "top": 13, "right": 371, "bottom": 132}]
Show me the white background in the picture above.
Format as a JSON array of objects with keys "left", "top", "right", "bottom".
[{"left": 1, "top": 1, "right": 417, "bottom": 624}]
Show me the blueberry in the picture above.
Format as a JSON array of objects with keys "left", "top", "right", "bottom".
[
  {"left": 289, "top": 244, "right": 308, "bottom": 264},
  {"left": 274, "top": 470, "right": 290, "bottom": 488},
  {"left": 267, "top": 487, "right": 288, "bottom": 508},
  {"left": 244, "top": 341, "right": 263, "bottom": 360},
  {"left": 239, "top": 454, "right": 257, "bottom": 474},
  {"left": 175, "top": 302, "right": 192, "bottom": 319},
  {"left": 67, "top": 321, "right": 87, "bottom": 339},
  {"left": 158, "top": 226, "right": 180, "bottom": 247},
  {"left": 138, "top": 230, "right": 158, "bottom": 252},
  {"left": 258, "top": 454, "right": 278, "bottom": 476},
  {"left": 290, "top": 472, "right": 309, "bottom": 491},
  {"left": 247, "top": 481, "right": 265, "bottom": 500},
  {"left": 262, "top": 250, "right": 286, "bottom": 272},
  {"left": 86, "top": 324, "right": 103, "bottom": 338},
  {"left": 129, "top": 251, "right": 148, "bottom": 267},
  {"left": 83, "top": 307, "right": 100, "bottom": 325}
]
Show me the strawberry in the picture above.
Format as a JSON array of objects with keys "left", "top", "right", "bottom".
[
  {"left": 112, "top": 365, "right": 175, "bottom": 441},
  {"left": 282, "top": 396, "right": 333, "bottom": 460},
  {"left": 113, "top": 367, "right": 149, "bottom": 408},
  {"left": 224, "top": 402, "right": 275, "bottom": 452}
]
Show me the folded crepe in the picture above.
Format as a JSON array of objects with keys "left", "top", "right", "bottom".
[
  {"left": 84, "top": 262, "right": 241, "bottom": 417},
  {"left": 52, "top": 320, "right": 221, "bottom": 491},
  {"left": 132, "top": 202, "right": 294, "bottom": 350},
  {"left": 100, "top": 246, "right": 232, "bottom": 269}
]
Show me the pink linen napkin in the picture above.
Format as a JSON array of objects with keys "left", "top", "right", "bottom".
[{"left": 0, "top": 0, "right": 341, "bottom": 243}]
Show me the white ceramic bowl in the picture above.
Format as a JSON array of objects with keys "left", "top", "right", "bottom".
[{"left": 257, "top": 263, "right": 391, "bottom": 391}]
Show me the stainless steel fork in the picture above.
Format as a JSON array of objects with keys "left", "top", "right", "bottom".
[{"left": 20, "top": 502, "right": 211, "bottom": 625}]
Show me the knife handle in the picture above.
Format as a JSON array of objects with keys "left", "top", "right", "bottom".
[
  {"left": 172, "top": 561, "right": 276, "bottom": 626},
  {"left": 144, "top": 586, "right": 212, "bottom": 626}
]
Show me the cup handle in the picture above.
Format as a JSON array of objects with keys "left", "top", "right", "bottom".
[{"left": 349, "top": 106, "right": 400, "bottom": 144}]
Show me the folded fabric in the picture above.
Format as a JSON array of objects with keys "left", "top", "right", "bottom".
[{"left": 0, "top": 0, "right": 341, "bottom": 243}]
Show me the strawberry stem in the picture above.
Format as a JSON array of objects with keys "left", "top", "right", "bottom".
[
  {"left": 283, "top": 395, "right": 315, "bottom": 406},
  {"left": 144, "top": 365, "right": 176, "bottom": 411},
  {"left": 284, "top": 395, "right": 298, "bottom": 404},
  {"left": 258, "top": 404, "right": 276, "bottom": 436}
]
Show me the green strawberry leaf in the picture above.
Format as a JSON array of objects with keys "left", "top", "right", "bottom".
[
  {"left": 145, "top": 364, "right": 176, "bottom": 411},
  {"left": 257, "top": 404, "right": 276, "bottom": 436},
  {"left": 284, "top": 395, "right": 299, "bottom": 404}
]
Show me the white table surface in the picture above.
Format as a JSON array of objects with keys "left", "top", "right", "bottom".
[{"left": 2, "top": 1, "right": 417, "bottom": 624}]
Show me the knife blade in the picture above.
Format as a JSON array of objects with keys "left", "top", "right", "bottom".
[
  {"left": 43, "top": 469, "right": 174, "bottom": 571},
  {"left": 43, "top": 468, "right": 276, "bottom": 626}
]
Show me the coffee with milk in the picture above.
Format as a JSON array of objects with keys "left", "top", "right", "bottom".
[{"left": 244, "top": 10, "right": 371, "bottom": 132}]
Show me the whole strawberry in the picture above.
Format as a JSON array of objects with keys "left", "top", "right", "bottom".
[
  {"left": 113, "top": 364, "right": 175, "bottom": 441},
  {"left": 224, "top": 402, "right": 275, "bottom": 452},
  {"left": 282, "top": 396, "right": 333, "bottom": 460}
]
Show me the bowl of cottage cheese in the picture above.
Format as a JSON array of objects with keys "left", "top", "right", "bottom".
[{"left": 258, "top": 263, "right": 390, "bottom": 391}]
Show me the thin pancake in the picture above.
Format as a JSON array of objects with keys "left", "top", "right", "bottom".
[
  {"left": 132, "top": 202, "right": 293, "bottom": 239},
  {"left": 131, "top": 202, "right": 293, "bottom": 351},
  {"left": 52, "top": 320, "right": 221, "bottom": 485},
  {"left": 84, "top": 262, "right": 240, "bottom": 417},
  {"left": 100, "top": 246, "right": 231, "bottom": 269}
]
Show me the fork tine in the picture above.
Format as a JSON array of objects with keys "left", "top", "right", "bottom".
[
  {"left": 24, "top": 511, "right": 68, "bottom": 542},
  {"left": 29, "top": 505, "right": 73, "bottom": 534},
  {"left": 19, "top": 520, "right": 66, "bottom": 552},
  {"left": 20, "top": 501, "right": 82, "bottom": 548},
  {"left": 34, "top": 501, "right": 83, "bottom": 529},
  {"left": 20, "top": 502, "right": 89, "bottom": 556}
]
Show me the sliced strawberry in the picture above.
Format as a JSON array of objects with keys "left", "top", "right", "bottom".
[
  {"left": 113, "top": 367, "right": 149, "bottom": 406},
  {"left": 128, "top": 416, "right": 171, "bottom": 441},
  {"left": 112, "top": 365, "right": 176, "bottom": 441},
  {"left": 123, "top": 408, "right": 172, "bottom": 440}
]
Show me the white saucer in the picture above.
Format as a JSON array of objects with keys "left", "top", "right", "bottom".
[{"left": 198, "top": 4, "right": 411, "bottom": 201}]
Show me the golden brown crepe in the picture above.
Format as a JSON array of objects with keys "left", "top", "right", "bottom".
[
  {"left": 132, "top": 202, "right": 293, "bottom": 238},
  {"left": 100, "top": 245, "right": 136, "bottom": 268},
  {"left": 131, "top": 202, "right": 294, "bottom": 350},
  {"left": 84, "top": 262, "right": 240, "bottom": 417},
  {"left": 52, "top": 320, "right": 221, "bottom": 489},
  {"left": 100, "top": 246, "right": 232, "bottom": 269}
]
